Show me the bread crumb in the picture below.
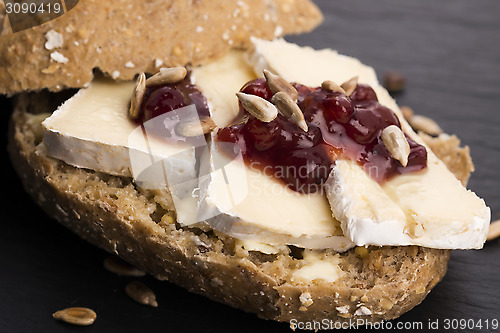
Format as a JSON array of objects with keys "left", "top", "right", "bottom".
[
  {"left": 299, "top": 292, "right": 313, "bottom": 307},
  {"left": 196, "top": 26, "right": 204, "bottom": 33},
  {"left": 45, "top": 30, "right": 63, "bottom": 50},
  {"left": 125, "top": 61, "right": 135, "bottom": 68},
  {"left": 355, "top": 306, "right": 372, "bottom": 316},
  {"left": 111, "top": 71, "right": 120, "bottom": 79},
  {"left": 50, "top": 52, "right": 68, "bottom": 64}
]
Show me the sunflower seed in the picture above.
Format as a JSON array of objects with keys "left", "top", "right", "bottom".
[
  {"left": 177, "top": 117, "right": 216, "bottom": 137},
  {"left": 381, "top": 125, "right": 410, "bottom": 167},
  {"left": 103, "top": 255, "right": 146, "bottom": 277},
  {"left": 408, "top": 115, "right": 443, "bottom": 136},
  {"left": 125, "top": 281, "right": 158, "bottom": 307},
  {"left": 263, "top": 69, "right": 298, "bottom": 102},
  {"left": 129, "top": 73, "right": 146, "bottom": 120},
  {"left": 321, "top": 80, "right": 346, "bottom": 94},
  {"left": 487, "top": 220, "right": 500, "bottom": 241},
  {"left": 146, "top": 67, "right": 187, "bottom": 86},
  {"left": 340, "top": 76, "right": 358, "bottom": 96},
  {"left": 384, "top": 71, "right": 406, "bottom": 93},
  {"left": 52, "top": 307, "right": 97, "bottom": 326},
  {"left": 271, "top": 92, "right": 308, "bottom": 132},
  {"left": 400, "top": 106, "right": 414, "bottom": 120},
  {"left": 236, "top": 92, "right": 278, "bottom": 122}
]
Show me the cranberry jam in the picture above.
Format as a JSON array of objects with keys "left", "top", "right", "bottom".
[
  {"left": 217, "top": 79, "right": 427, "bottom": 194},
  {"left": 134, "top": 75, "right": 210, "bottom": 125}
]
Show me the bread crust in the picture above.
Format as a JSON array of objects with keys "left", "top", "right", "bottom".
[
  {"left": 0, "top": 0, "right": 322, "bottom": 95},
  {"left": 8, "top": 92, "right": 457, "bottom": 323}
]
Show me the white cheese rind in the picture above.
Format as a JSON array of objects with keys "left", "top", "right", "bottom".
[
  {"left": 42, "top": 79, "right": 201, "bottom": 225},
  {"left": 327, "top": 159, "right": 490, "bottom": 249},
  {"left": 248, "top": 37, "right": 378, "bottom": 87},
  {"left": 249, "top": 38, "right": 490, "bottom": 250},
  {"left": 195, "top": 135, "right": 355, "bottom": 251},
  {"left": 42, "top": 79, "right": 197, "bottom": 182}
]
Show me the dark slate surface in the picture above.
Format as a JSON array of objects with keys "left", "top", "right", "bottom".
[{"left": 1, "top": 0, "right": 499, "bottom": 332}]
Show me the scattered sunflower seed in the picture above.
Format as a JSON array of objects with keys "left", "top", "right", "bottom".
[
  {"left": 271, "top": 92, "right": 308, "bottom": 132},
  {"left": 125, "top": 281, "right": 158, "bottom": 307},
  {"left": 381, "top": 125, "right": 411, "bottom": 167},
  {"left": 103, "top": 255, "right": 146, "bottom": 277},
  {"left": 408, "top": 115, "right": 443, "bottom": 136},
  {"left": 236, "top": 92, "right": 278, "bottom": 122},
  {"left": 52, "top": 307, "right": 97, "bottom": 326},
  {"left": 400, "top": 106, "right": 414, "bottom": 120},
  {"left": 321, "top": 80, "right": 346, "bottom": 94},
  {"left": 487, "top": 220, "right": 500, "bottom": 241},
  {"left": 177, "top": 117, "right": 216, "bottom": 137},
  {"left": 129, "top": 73, "right": 146, "bottom": 120},
  {"left": 340, "top": 76, "right": 358, "bottom": 96},
  {"left": 146, "top": 67, "right": 187, "bottom": 86},
  {"left": 383, "top": 71, "right": 406, "bottom": 93},
  {"left": 263, "top": 69, "right": 298, "bottom": 102}
]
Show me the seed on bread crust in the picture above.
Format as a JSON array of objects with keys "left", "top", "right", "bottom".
[
  {"left": 263, "top": 69, "right": 298, "bottom": 102},
  {"left": 381, "top": 125, "right": 411, "bottom": 167},
  {"left": 103, "top": 255, "right": 146, "bottom": 277},
  {"left": 146, "top": 67, "right": 187, "bottom": 86},
  {"left": 408, "top": 115, "right": 443, "bottom": 136},
  {"left": 400, "top": 106, "right": 414, "bottom": 120},
  {"left": 236, "top": 92, "right": 278, "bottom": 122},
  {"left": 125, "top": 281, "right": 158, "bottom": 307},
  {"left": 340, "top": 76, "right": 358, "bottom": 96},
  {"left": 52, "top": 307, "right": 97, "bottom": 326},
  {"left": 321, "top": 80, "right": 346, "bottom": 94},
  {"left": 128, "top": 73, "right": 146, "bottom": 120},
  {"left": 383, "top": 71, "right": 406, "bottom": 93},
  {"left": 177, "top": 117, "right": 216, "bottom": 137},
  {"left": 271, "top": 92, "right": 308, "bottom": 132}
]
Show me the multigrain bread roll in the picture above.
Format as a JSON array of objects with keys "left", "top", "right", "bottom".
[
  {"left": 4, "top": 0, "right": 487, "bottom": 325},
  {"left": 0, "top": 0, "right": 322, "bottom": 95},
  {"left": 9, "top": 90, "right": 478, "bottom": 323}
]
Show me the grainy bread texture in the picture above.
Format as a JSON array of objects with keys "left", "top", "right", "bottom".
[
  {"left": 0, "top": 0, "right": 322, "bottom": 95},
  {"left": 8, "top": 91, "right": 477, "bottom": 323}
]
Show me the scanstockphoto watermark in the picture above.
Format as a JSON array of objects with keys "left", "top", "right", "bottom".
[
  {"left": 289, "top": 319, "right": 422, "bottom": 331},
  {"left": 289, "top": 318, "right": 499, "bottom": 331}
]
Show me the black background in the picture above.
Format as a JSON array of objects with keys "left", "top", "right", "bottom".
[{"left": 1, "top": 1, "right": 499, "bottom": 332}]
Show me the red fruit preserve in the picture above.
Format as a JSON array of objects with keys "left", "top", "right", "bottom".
[{"left": 217, "top": 79, "right": 427, "bottom": 194}]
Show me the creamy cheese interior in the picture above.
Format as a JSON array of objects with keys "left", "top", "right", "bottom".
[
  {"left": 191, "top": 50, "right": 256, "bottom": 127},
  {"left": 195, "top": 135, "right": 354, "bottom": 252}
]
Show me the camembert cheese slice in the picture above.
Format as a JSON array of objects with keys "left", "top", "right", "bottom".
[{"left": 249, "top": 38, "right": 490, "bottom": 249}]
